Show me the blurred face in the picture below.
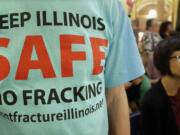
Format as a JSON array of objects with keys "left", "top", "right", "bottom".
[
  {"left": 167, "top": 24, "right": 173, "bottom": 33},
  {"left": 169, "top": 51, "right": 180, "bottom": 78},
  {"left": 151, "top": 20, "right": 160, "bottom": 33}
]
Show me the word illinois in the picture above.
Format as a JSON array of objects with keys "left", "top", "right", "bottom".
[
  {"left": 0, "top": 11, "right": 105, "bottom": 31},
  {"left": 0, "top": 35, "right": 108, "bottom": 81},
  {"left": 0, "top": 99, "right": 103, "bottom": 123}
]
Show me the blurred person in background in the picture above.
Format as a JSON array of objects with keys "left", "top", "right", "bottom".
[
  {"left": 142, "top": 19, "right": 162, "bottom": 84},
  {"left": 141, "top": 36, "right": 180, "bottom": 135},
  {"left": 0, "top": 0, "right": 145, "bottom": 135},
  {"left": 142, "top": 19, "right": 162, "bottom": 56},
  {"left": 146, "top": 53, "right": 161, "bottom": 84},
  {"left": 159, "top": 21, "right": 173, "bottom": 39},
  {"left": 125, "top": 52, "right": 152, "bottom": 113},
  {"left": 125, "top": 75, "right": 151, "bottom": 113},
  {"left": 131, "top": 20, "right": 139, "bottom": 44}
]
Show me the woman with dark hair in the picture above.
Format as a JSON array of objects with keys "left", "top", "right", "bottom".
[
  {"left": 141, "top": 36, "right": 180, "bottom": 135},
  {"left": 159, "top": 21, "right": 173, "bottom": 39}
]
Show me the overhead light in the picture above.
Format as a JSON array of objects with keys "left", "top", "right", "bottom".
[{"left": 146, "top": 9, "right": 157, "bottom": 19}]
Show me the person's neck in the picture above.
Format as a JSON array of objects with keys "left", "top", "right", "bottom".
[
  {"left": 149, "top": 30, "right": 157, "bottom": 34},
  {"left": 161, "top": 75, "right": 180, "bottom": 96}
]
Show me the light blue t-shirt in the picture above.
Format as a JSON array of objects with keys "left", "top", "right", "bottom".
[{"left": 0, "top": 0, "right": 144, "bottom": 135}]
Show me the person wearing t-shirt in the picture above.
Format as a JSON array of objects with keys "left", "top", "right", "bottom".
[
  {"left": 141, "top": 37, "right": 180, "bottom": 135},
  {"left": 0, "top": 0, "right": 144, "bottom": 135}
]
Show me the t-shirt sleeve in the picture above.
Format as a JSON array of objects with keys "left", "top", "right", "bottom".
[{"left": 104, "top": 0, "right": 145, "bottom": 88}]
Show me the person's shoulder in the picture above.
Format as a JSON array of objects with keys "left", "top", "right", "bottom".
[
  {"left": 142, "top": 74, "right": 150, "bottom": 82},
  {"left": 110, "top": 0, "right": 125, "bottom": 9},
  {"left": 145, "top": 81, "right": 163, "bottom": 98},
  {"left": 96, "top": 0, "right": 123, "bottom": 14},
  {"left": 142, "top": 81, "right": 164, "bottom": 107},
  {"left": 144, "top": 31, "right": 152, "bottom": 37},
  {"left": 141, "top": 75, "right": 151, "bottom": 87}
]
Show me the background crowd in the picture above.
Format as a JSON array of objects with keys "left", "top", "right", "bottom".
[{"left": 126, "top": 18, "right": 180, "bottom": 135}]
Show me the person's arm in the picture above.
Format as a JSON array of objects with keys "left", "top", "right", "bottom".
[
  {"left": 124, "top": 82, "right": 133, "bottom": 89},
  {"left": 106, "top": 85, "right": 130, "bottom": 135}
]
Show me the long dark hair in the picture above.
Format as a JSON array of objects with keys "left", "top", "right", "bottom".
[{"left": 159, "top": 21, "right": 172, "bottom": 39}]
